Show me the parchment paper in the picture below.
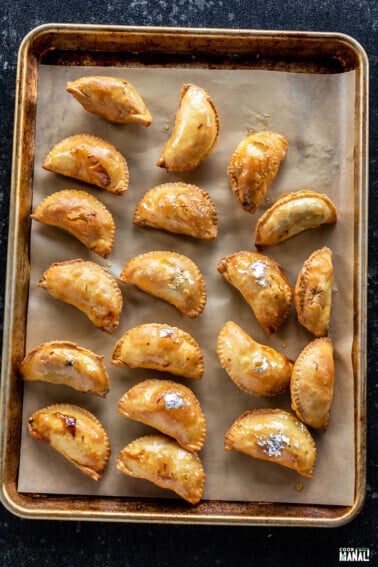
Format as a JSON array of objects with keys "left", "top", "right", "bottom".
[{"left": 18, "top": 65, "right": 356, "bottom": 505}]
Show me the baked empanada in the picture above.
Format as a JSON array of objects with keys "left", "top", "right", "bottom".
[
  {"left": 118, "top": 379, "right": 206, "bottom": 452},
  {"left": 66, "top": 75, "right": 152, "bottom": 125},
  {"left": 38, "top": 259, "right": 123, "bottom": 333},
  {"left": 28, "top": 404, "right": 110, "bottom": 480},
  {"left": 217, "top": 321, "right": 293, "bottom": 397},
  {"left": 133, "top": 182, "right": 218, "bottom": 240},
  {"left": 119, "top": 251, "right": 206, "bottom": 318},
  {"left": 157, "top": 83, "right": 220, "bottom": 172},
  {"left": 217, "top": 251, "right": 293, "bottom": 334},
  {"left": 227, "top": 131, "right": 288, "bottom": 214},
  {"left": 111, "top": 323, "right": 203, "bottom": 380},
  {"left": 224, "top": 409, "right": 316, "bottom": 478},
  {"left": 20, "top": 340, "right": 110, "bottom": 397},
  {"left": 31, "top": 189, "right": 115, "bottom": 258},
  {"left": 43, "top": 134, "right": 129, "bottom": 195},
  {"left": 254, "top": 189, "right": 337, "bottom": 248},
  {"left": 116, "top": 435, "right": 205, "bottom": 504},
  {"left": 291, "top": 338, "right": 335, "bottom": 429},
  {"left": 294, "top": 247, "right": 334, "bottom": 337}
]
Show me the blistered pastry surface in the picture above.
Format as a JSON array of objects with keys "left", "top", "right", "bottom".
[
  {"left": 66, "top": 75, "right": 152, "bottom": 125},
  {"left": 27, "top": 403, "right": 110, "bottom": 481},
  {"left": 31, "top": 189, "right": 115, "bottom": 258},
  {"left": 116, "top": 434, "right": 205, "bottom": 504},
  {"left": 224, "top": 409, "right": 317, "bottom": 478},
  {"left": 227, "top": 131, "right": 287, "bottom": 213},
  {"left": 118, "top": 379, "right": 206, "bottom": 452},
  {"left": 294, "top": 247, "right": 334, "bottom": 337},
  {"left": 217, "top": 321, "right": 293, "bottom": 397},
  {"left": 111, "top": 323, "right": 204, "bottom": 379},
  {"left": 291, "top": 338, "right": 335, "bottom": 429},
  {"left": 133, "top": 182, "right": 218, "bottom": 240}
]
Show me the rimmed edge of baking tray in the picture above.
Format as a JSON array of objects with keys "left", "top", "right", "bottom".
[{"left": 0, "top": 23, "right": 369, "bottom": 526}]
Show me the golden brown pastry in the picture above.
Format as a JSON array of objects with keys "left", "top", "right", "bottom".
[
  {"left": 217, "top": 251, "right": 293, "bottom": 334},
  {"left": 43, "top": 134, "right": 129, "bottom": 195},
  {"left": 291, "top": 338, "right": 335, "bottom": 429},
  {"left": 27, "top": 404, "right": 110, "bottom": 480},
  {"left": 157, "top": 83, "right": 220, "bottom": 172},
  {"left": 20, "top": 340, "right": 110, "bottom": 397},
  {"left": 119, "top": 251, "right": 206, "bottom": 318},
  {"left": 217, "top": 321, "right": 293, "bottom": 397},
  {"left": 224, "top": 409, "right": 316, "bottom": 478},
  {"left": 133, "top": 182, "right": 218, "bottom": 240},
  {"left": 254, "top": 189, "right": 337, "bottom": 249},
  {"left": 294, "top": 247, "right": 334, "bottom": 337},
  {"left": 111, "top": 323, "right": 204, "bottom": 380},
  {"left": 38, "top": 259, "right": 123, "bottom": 333},
  {"left": 118, "top": 379, "right": 206, "bottom": 452},
  {"left": 116, "top": 435, "right": 205, "bottom": 504},
  {"left": 66, "top": 75, "right": 152, "bottom": 125},
  {"left": 31, "top": 189, "right": 115, "bottom": 258},
  {"left": 227, "top": 131, "right": 288, "bottom": 213}
]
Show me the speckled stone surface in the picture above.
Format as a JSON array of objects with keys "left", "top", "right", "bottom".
[{"left": 0, "top": 1, "right": 377, "bottom": 565}]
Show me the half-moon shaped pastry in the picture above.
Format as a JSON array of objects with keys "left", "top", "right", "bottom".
[
  {"left": 119, "top": 251, "right": 206, "bottom": 318},
  {"left": 294, "top": 247, "right": 334, "bottom": 337},
  {"left": 227, "top": 131, "right": 288, "bottom": 213},
  {"left": 118, "top": 379, "right": 206, "bottom": 452},
  {"left": 20, "top": 340, "right": 110, "bottom": 397},
  {"left": 66, "top": 75, "right": 152, "bottom": 125},
  {"left": 38, "top": 259, "right": 123, "bottom": 333},
  {"left": 157, "top": 83, "right": 220, "bottom": 172},
  {"left": 43, "top": 134, "right": 129, "bottom": 195},
  {"left": 217, "top": 321, "right": 293, "bottom": 397},
  {"left": 224, "top": 409, "right": 316, "bottom": 478},
  {"left": 116, "top": 435, "right": 205, "bottom": 504},
  {"left": 133, "top": 182, "right": 218, "bottom": 240},
  {"left": 254, "top": 189, "right": 337, "bottom": 249},
  {"left": 31, "top": 189, "right": 115, "bottom": 258},
  {"left": 27, "top": 404, "right": 110, "bottom": 481},
  {"left": 111, "top": 323, "right": 204, "bottom": 380},
  {"left": 291, "top": 338, "right": 335, "bottom": 429},
  {"left": 217, "top": 251, "right": 293, "bottom": 334}
]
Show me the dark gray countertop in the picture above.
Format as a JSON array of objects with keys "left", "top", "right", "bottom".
[{"left": 0, "top": 1, "right": 376, "bottom": 565}]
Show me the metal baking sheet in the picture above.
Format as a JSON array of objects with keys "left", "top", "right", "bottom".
[{"left": 0, "top": 24, "right": 368, "bottom": 525}]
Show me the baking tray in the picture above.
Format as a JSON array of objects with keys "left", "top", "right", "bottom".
[{"left": 0, "top": 24, "right": 368, "bottom": 525}]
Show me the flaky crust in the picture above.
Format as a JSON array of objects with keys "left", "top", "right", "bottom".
[
  {"left": 294, "top": 247, "right": 334, "bottom": 337},
  {"left": 133, "top": 182, "right": 218, "bottom": 240},
  {"left": 217, "top": 321, "right": 293, "bottom": 397},
  {"left": 217, "top": 251, "right": 293, "bottom": 334},
  {"left": 119, "top": 251, "right": 207, "bottom": 318},
  {"left": 38, "top": 259, "right": 123, "bottom": 333},
  {"left": 20, "top": 340, "right": 109, "bottom": 397},
  {"left": 67, "top": 75, "right": 152, "bottom": 125},
  {"left": 291, "top": 338, "right": 335, "bottom": 429},
  {"left": 111, "top": 323, "right": 204, "bottom": 380},
  {"left": 28, "top": 403, "right": 110, "bottom": 480},
  {"left": 116, "top": 435, "right": 205, "bottom": 504},
  {"left": 224, "top": 409, "right": 316, "bottom": 478},
  {"left": 31, "top": 189, "right": 115, "bottom": 258},
  {"left": 227, "top": 131, "right": 287, "bottom": 214},
  {"left": 118, "top": 379, "right": 206, "bottom": 452},
  {"left": 157, "top": 83, "right": 220, "bottom": 172},
  {"left": 255, "top": 189, "right": 337, "bottom": 248},
  {"left": 42, "top": 134, "right": 129, "bottom": 195}
]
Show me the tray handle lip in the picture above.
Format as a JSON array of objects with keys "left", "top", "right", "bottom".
[
  {"left": 18, "top": 23, "right": 369, "bottom": 70},
  {"left": 0, "top": 488, "right": 365, "bottom": 527}
]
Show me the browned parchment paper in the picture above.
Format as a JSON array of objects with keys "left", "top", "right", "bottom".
[{"left": 18, "top": 65, "right": 356, "bottom": 505}]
